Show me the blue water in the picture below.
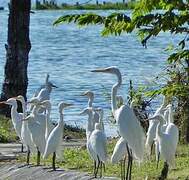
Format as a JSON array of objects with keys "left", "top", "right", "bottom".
[{"left": 0, "top": 10, "right": 180, "bottom": 136}]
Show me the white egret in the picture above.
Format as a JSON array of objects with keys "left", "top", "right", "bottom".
[
  {"left": 24, "top": 98, "right": 46, "bottom": 165},
  {"left": 146, "top": 97, "right": 167, "bottom": 156},
  {"left": 148, "top": 114, "right": 178, "bottom": 178},
  {"left": 111, "top": 99, "right": 136, "bottom": 180},
  {"left": 165, "top": 104, "right": 179, "bottom": 141},
  {"left": 82, "top": 91, "right": 99, "bottom": 130},
  {"left": 14, "top": 95, "right": 35, "bottom": 165},
  {"left": 155, "top": 107, "right": 170, "bottom": 168},
  {"left": 38, "top": 100, "right": 54, "bottom": 141},
  {"left": 79, "top": 107, "right": 98, "bottom": 176},
  {"left": 111, "top": 137, "right": 127, "bottom": 180},
  {"left": 30, "top": 74, "right": 57, "bottom": 113},
  {"left": 43, "top": 102, "right": 73, "bottom": 171},
  {"left": 0, "top": 98, "right": 23, "bottom": 151},
  {"left": 94, "top": 108, "right": 104, "bottom": 132},
  {"left": 89, "top": 123, "right": 107, "bottom": 178},
  {"left": 91, "top": 66, "right": 146, "bottom": 180}
]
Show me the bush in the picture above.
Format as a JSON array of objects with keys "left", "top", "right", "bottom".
[{"left": 0, "top": 116, "right": 18, "bottom": 143}]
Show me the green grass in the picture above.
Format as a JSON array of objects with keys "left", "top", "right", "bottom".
[
  {"left": 34, "top": 2, "right": 136, "bottom": 10},
  {"left": 19, "top": 139, "right": 189, "bottom": 179},
  {"left": 0, "top": 116, "right": 18, "bottom": 143},
  {"left": 64, "top": 124, "right": 85, "bottom": 139}
]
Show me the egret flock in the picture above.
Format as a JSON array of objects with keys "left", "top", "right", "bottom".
[{"left": 0, "top": 67, "right": 179, "bottom": 179}]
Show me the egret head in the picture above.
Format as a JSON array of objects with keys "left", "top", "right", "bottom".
[
  {"left": 0, "top": 98, "right": 17, "bottom": 106},
  {"left": 91, "top": 66, "right": 121, "bottom": 75},
  {"left": 79, "top": 107, "right": 93, "bottom": 116},
  {"left": 81, "top": 91, "right": 94, "bottom": 99},
  {"left": 14, "top": 95, "right": 25, "bottom": 104},
  {"left": 45, "top": 73, "right": 58, "bottom": 92},
  {"left": 40, "top": 100, "right": 51, "bottom": 111},
  {"left": 27, "top": 98, "right": 41, "bottom": 108},
  {"left": 148, "top": 114, "right": 164, "bottom": 122},
  {"left": 58, "top": 102, "right": 73, "bottom": 114},
  {"left": 47, "top": 82, "right": 58, "bottom": 88},
  {"left": 165, "top": 104, "right": 172, "bottom": 110}
]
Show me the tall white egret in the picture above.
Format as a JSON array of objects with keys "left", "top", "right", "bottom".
[
  {"left": 43, "top": 102, "right": 73, "bottom": 171},
  {"left": 14, "top": 95, "right": 35, "bottom": 165},
  {"left": 24, "top": 98, "right": 46, "bottom": 165},
  {"left": 146, "top": 97, "right": 167, "bottom": 156},
  {"left": 89, "top": 123, "right": 107, "bottom": 178},
  {"left": 148, "top": 114, "right": 178, "bottom": 178},
  {"left": 81, "top": 91, "right": 99, "bottom": 130},
  {"left": 0, "top": 98, "right": 23, "bottom": 151},
  {"left": 111, "top": 98, "right": 136, "bottom": 180},
  {"left": 91, "top": 66, "right": 146, "bottom": 180}
]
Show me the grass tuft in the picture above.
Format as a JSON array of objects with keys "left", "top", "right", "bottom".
[{"left": 0, "top": 116, "right": 18, "bottom": 143}]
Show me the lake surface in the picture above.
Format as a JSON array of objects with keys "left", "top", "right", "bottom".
[{"left": 0, "top": 10, "right": 180, "bottom": 136}]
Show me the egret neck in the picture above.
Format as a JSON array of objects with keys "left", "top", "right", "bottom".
[
  {"left": 111, "top": 72, "right": 122, "bottom": 118},
  {"left": 88, "top": 96, "right": 94, "bottom": 108},
  {"left": 86, "top": 111, "right": 93, "bottom": 141}
]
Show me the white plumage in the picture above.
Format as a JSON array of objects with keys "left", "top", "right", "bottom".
[
  {"left": 82, "top": 91, "right": 99, "bottom": 130},
  {"left": 91, "top": 67, "right": 146, "bottom": 179},
  {"left": 148, "top": 114, "right": 178, "bottom": 168},
  {"left": 90, "top": 123, "right": 107, "bottom": 163},
  {"left": 43, "top": 102, "right": 73, "bottom": 170},
  {"left": 111, "top": 137, "right": 127, "bottom": 164},
  {"left": 0, "top": 98, "right": 22, "bottom": 143}
]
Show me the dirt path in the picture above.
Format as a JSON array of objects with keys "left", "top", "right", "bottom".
[{"left": 0, "top": 141, "right": 118, "bottom": 180}]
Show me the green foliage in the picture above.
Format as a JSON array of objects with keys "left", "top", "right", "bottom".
[{"left": 0, "top": 116, "right": 17, "bottom": 143}]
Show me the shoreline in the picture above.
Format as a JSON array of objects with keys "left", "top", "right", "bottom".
[{"left": 33, "top": 2, "right": 136, "bottom": 11}]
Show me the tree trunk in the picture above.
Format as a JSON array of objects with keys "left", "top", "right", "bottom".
[{"left": 0, "top": 0, "right": 31, "bottom": 117}]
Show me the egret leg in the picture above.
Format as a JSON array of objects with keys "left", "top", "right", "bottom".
[
  {"left": 37, "top": 149, "right": 40, "bottom": 166},
  {"left": 52, "top": 152, "right": 56, "bottom": 171},
  {"left": 156, "top": 152, "right": 160, "bottom": 169},
  {"left": 126, "top": 144, "right": 130, "bottom": 180},
  {"left": 95, "top": 156, "right": 100, "bottom": 178},
  {"left": 159, "top": 162, "right": 169, "bottom": 180},
  {"left": 21, "top": 143, "right": 24, "bottom": 153},
  {"left": 26, "top": 148, "right": 30, "bottom": 165},
  {"left": 123, "top": 155, "right": 126, "bottom": 180},
  {"left": 150, "top": 141, "right": 154, "bottom": 156},
  {"left": 103, "top": 163, "right": 106, "bottom": 173},
  {"left": 93, "top": 160, "right": 96, "bottom": 176},
  {"left": 128, "top": 151, "right": 133, "bottom": 180},
  {"left": 100, "top": 161, "right": 102, "bottom": 178},
  {"left": 120, "top": 161, "right": 123, "bottom": 180}
]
